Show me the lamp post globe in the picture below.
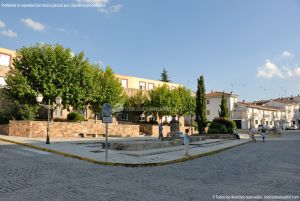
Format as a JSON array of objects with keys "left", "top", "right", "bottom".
[{"left": 36, "top": 93, "right": 43, "bottom": 103}]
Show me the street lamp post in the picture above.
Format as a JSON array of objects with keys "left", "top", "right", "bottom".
[{"left": 36, "top": 93, "right": 62, "bottom": 144}]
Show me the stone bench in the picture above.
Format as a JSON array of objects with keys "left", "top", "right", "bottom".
[{"left": 79, "top": 133, "right": 105, "bottom": 138}]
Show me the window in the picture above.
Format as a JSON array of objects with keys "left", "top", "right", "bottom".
[
  {"left": 207, "top": 100, "right": 210, "bottom": 104},
  {"left": 0, "top": 53, "right": 11, "bottom": 67},
  {"left": 121, "top": 114, "right": 128, "bottom": 120},
  {"left": 207, "top": 110, "right": 210, "bottom": 115},
  {"left": 266, "top": 121, "right": 268, "bottom": 125},
  {"left": 121, "top": 79, "right": 128, "bottom": 88},
  {"left": 148, "top": 83, "right": 154, "bottom": 90},
  {"left": 139, "top": 81, "right": 146, "bottom": 90},
  {"left": 255, "top": 120, "right": 258, "bottom": 124},
  {"left": 270, "top": 121, "right": 272, "bottom": 125},
  {"left": 0, "top": 77, "right": 6, "bottom": 86}
]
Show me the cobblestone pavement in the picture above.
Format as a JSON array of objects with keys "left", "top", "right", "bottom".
[{"left": 0, "top": 132, "right": 299, "bottom": 201}]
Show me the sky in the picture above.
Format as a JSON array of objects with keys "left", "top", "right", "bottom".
[{"left": 1, "top": 0, "right": 300, "bottom": 101}]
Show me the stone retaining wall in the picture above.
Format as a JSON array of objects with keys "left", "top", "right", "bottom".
[{"left": 2, "top": 121, "right": 140, "bottom": 138}]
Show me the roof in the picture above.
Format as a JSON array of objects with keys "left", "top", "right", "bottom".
[
  {"left": 238, "top": 102, "right": 285, "bottom": 111},
  {"left": 114, "top": 73, "right": 181, "bottom": 86},
  {"left": 206, "top": 91, "right": 238, "bottom": 98},
  {"left": 271, "top": 98, "right": 300, "bottom": 104}
]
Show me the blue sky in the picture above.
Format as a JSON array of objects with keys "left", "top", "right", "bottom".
[{"left": 1, "top": 0, "right": 300, "bottom": 101}]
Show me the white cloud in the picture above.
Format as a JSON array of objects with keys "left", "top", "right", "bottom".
[
  {"left": 283, "top": 66, "right": 300, "bottom": 77},
  {"left": 281, "top": 50, "right": 294, "bottom": 59},
  {"left": 21, "top": 18, "right": 45, "bottom": 32},
  {"left": 256, "top": 60, "right": 284, "bottom": 78},
  {"left": 0, "top": 20, "right": 5, "bottom": 29},
  {"left": 98, "top": 4, "right": 122, "bottom": 14},
  {"left": 1, "top": 29, "right": 17, "bottom": 38}
]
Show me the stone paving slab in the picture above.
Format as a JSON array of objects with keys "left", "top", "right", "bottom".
[{"left": 0, "top": 135, "right": 248, "bottom": 166}]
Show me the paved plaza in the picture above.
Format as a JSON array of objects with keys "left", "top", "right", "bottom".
[
  {"left": 0, "top": 135, "right": 247, "bottom": 165},
  {"left": 0, "top": 132, "right": 299, "bottom": 201}
]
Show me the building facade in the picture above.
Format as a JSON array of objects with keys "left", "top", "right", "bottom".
[
  {"left": 231, "top": 102, "right": 286, "bottom": 130},
  {"left": 0, "top": 47, "right": 16, "bottom": 87},
  {"left": 115, "top": 74, "right": 180, "bottom": 97},
  {"left": 206, "top": 91, "right": 238, "bottom": 121}
]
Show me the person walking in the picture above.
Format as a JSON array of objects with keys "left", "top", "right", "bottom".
[
  {"left": 183, "top": 129, "right": 191, "bottom": 157},
  {"left": 248, "top": 128, "right": 256, "bottom": 143},
  {"left": 261, "top": 126, "right": 266, "bottom": 143},
  {"left": 158, "top": 123, "right": 163, "bottom": 140}
]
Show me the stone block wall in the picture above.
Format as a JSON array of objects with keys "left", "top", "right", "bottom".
[
  {"left": 140, "top": 124, "right": 193, "bottom": 137},
  {"left": 4, "top": 121, "right": 140, "bottom": 138}
]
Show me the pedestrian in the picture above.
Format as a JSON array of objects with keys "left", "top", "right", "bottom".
[
  {"left": 183, "top": 128, "right": 191, "bottom": 157},
  {"left": 261, "top": 126, "right": 266, "bottom": 143},
  {"left": 248, "top": 128, "right": 256, "bottom": 143},
  {"left": 248, "top": 128, "right": 252, "bottom": 141},
  {"left": 159, "top": 123, "right": 163, "bottom": 140}
]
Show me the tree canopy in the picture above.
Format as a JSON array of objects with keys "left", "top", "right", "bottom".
[
  {"left": 195, "top": 75, "right": 207, "bottom": 134},
  {"left": 5, "top": 43, "right": 124, "bottom": 119},
  {"left": 160, "top": 68, "right": 171, "bottom": 82},
  {"left": 147, "top": 84, "right": 195, "bottom": 121},
  {"left": 219, "top": 92, "right": 229, "bottom": 118}
]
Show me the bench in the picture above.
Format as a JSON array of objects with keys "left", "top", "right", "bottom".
[{"left": 79, "top": 133, "right": 105, "bottom": 138}]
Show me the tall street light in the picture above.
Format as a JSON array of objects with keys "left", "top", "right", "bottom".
[{"left": 36, "top": 93, "right": 62, "bottom": 144}]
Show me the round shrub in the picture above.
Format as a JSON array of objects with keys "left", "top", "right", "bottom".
[
  {"left": 67, "top": 112, "right": 85, "bottom": 122},
  {"left": 207, "top": 117, "right": 236, "bottom": 134}
]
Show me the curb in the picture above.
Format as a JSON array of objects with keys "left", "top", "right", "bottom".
[{"left": 0, "top": 137, "right": 249, "bottom": 167}]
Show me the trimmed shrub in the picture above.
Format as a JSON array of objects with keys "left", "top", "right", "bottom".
[
  {"left": 207, "top": 117, "right": 236, "bottom": 134},
  {"left": 67, "top": 112, "right": 85, "bottom": 122}
]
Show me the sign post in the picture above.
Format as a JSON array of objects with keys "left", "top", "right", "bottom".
[{"left": 102, "top": 103, "right": 112, "bottom": 162}]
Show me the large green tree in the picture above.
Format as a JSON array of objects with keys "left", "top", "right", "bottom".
[
  {"left": 146, "top": 85, "right": 195, "bottom": 123},
  {"left": 124, "top": 90, "right": 149, "bottom": 116},
  {"left": 219, "top": 92, "right": 229, "bottom": 118},
  {"left": 195, "top": 75, "right": 207, "bottom": 134},
  {"left": 173, "top": 86, "right": 196, "bottom": 116},
  {"left": 147, "top": 84, "right": 172, "bottom": 122},
  {"left": 89, "top": 66, "right": 125, "bottom": 114},
  {"left": 160, "top": 68, "right": 170, "bottom": 82},
  {"left": 5, "top": 43, "right": 124, "bottom": 119}
]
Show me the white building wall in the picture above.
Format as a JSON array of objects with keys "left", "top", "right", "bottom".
[{"left": 206, "top": 97, "right": 221, "bottom": 121}]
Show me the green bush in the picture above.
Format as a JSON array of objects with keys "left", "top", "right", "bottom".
[
  {"left": 0, "top": 112, "right": 9, "bottom": 124},
  {"left": 67, "top": 112, "right": 85, "bottom": 122},
  {"left": 207, "top": 117, "right": 236, "bottom": 134},
  {"left": 14, "top": 104, "right": 38, "bottom": 120}
]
